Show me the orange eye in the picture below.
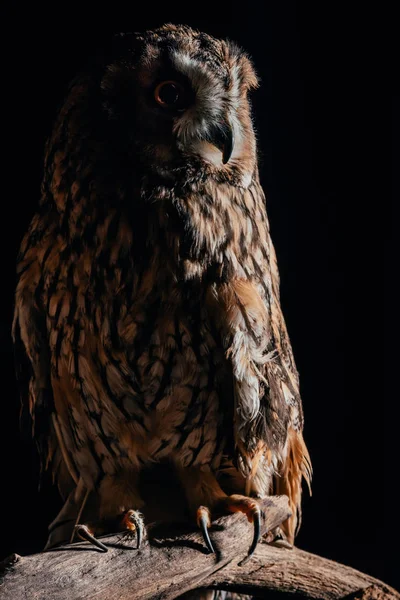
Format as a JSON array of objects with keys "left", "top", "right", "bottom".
[{"left": 154, "top": 80, "right": 187, "bottom": 109}]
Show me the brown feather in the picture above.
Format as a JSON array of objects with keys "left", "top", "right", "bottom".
[
  {"left": 12, "top": 25, "right": 311, "bottom": 550},
  {"left": 274, "top": 429, "right": 312, "bottom": 544}
]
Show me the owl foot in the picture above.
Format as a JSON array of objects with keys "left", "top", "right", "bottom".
[
  {"left": 197, "top": 506, "right": 215, "bottom": 553},
  {"left": 196, "top": 495, "right": 263, "bottom": 558},
  {"left": 119, "top": 509, "right": 145, "bottom": 549},
  {"left": 264, "top": 526, "right": 293, "bottom": 549},
  {"left": 74, "top": 509, "right": 145, "bottom": 552},
  {"left": 221, "top": 494, "right": 263, "bottom": 558}
]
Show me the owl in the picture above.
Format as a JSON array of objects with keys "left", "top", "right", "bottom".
[{"left": 13, "top": 24, "right": 311, "bottom": 558}]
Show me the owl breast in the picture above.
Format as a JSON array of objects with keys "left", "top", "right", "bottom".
[
  {"left": 47, "top": 262, "right": 233, "bottom": 485},
  {"left": 126, "top": 298, "right": 232, "bottom": 470}
]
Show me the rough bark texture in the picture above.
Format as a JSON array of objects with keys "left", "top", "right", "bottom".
[
  {"left": 0, "top": 496, "right": 398, "bottom": 600},
  {"left": 207, "top": 545, "right": 399, "bottom": 599}
]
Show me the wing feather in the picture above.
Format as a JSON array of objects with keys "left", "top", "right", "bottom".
[
  {"left": 12, "top": 224, "right": 73, "bottom": 497},
  {"left": 206, "top": 178, "right": 311, "bottom": 542},
  {"left": 13, "top": 275, "right": 53, "bottom": 469}
]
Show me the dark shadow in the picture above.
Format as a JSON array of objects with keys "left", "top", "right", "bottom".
[
  {"left": 46, "top": 546, "right": 106, "bottom": 553},
  {"left": 148, "top": 520, "right": 225, "bottom": 556},
  {"left": 151, "top": 536, "right": 211, "bottom": 555},
  {"left": 105, "top": 542, "right": 139, "bottom": 551}
]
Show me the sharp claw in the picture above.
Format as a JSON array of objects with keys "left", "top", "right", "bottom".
[
  {"left": 128, "top": 512, "right": 144, "bottom": 549},
  {"left": 136, "top": 520, "right": 143, "bottom": 549},
  {"left": 248, "top": 509, "right": 261, "bottom": 557},
  {"left": 197, "top": 507, "right": 215, "bottom": 554},
  {"left": 74, "top": 525, "right": 108, "bottom": 552}
]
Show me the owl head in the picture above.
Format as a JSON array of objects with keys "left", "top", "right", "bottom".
[
  {"left": 97, "top": 24, "right": 259, "bottom": 189},
  {"left": 45, "top": 24, "right": 260, "bottom": 213}
]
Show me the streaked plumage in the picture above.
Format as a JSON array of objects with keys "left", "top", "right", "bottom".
[{"left": 13, "top": 24, "right": 311, "bottom": 553}]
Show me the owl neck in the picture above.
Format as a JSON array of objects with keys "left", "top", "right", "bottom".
[
  {"left": 43, "top": 129, "right": 270, "bottom": 285},
  {"left": 140, "top": 176, "right": 271, "bottom": 283}
]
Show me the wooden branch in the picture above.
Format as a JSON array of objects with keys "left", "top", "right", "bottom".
[
  {"left": 0, "top": 495, "right": 397, "bottom": 600},
  {"left": 205, "top": 543, "right": 399, "bottom": 599}
]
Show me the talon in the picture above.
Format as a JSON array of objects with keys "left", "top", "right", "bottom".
[
  {"left": 127, "top": 511, "right": 144, "bottom": 549},
  {"left": 197, "top": 506, "right": 215, "bottom": 554},
  {"left": 74, "top": 524, "right": 108, "bottom": 552},
  {"left": 221, "top": 495, "right": 263, "bottom": 560},
  {"left": 248, "top": 508, "right": 261, "bottom": 557},
  {"left": 266, "top": 527, "right": 293, "bottom": 549}
]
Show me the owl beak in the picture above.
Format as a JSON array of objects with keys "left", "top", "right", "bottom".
[
  {"left": 207, "top": 120, "right": 235, "bottom": 164},
  {"left": 222, "top": 126, "right": 235, "bottom": 164}
]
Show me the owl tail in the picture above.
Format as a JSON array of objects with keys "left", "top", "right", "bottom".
[{"left": 274, "top": 428, "right": 312, "bottom": 544}]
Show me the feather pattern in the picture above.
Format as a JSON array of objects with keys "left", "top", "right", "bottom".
[{"left": 13, "top": 24, "right": 310, "bottom": 547}]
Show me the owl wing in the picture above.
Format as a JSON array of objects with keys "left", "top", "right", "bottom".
[
  {"left": 248, "top": 184, "right": 312, "bottom": 541},
  {"left": 206, "top": 179, "right": 311, "bottom": 541},
  {"left": 13, "top": 222, "right": 76, "bottom": 500},
  {"left": 261, "top": 243, "right": 312, "bottom": 539},
  {"left": 13, "top": 297, "right": 52, "bottom": 460}
]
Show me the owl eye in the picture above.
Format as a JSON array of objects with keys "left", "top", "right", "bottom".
[{"left": 154, "top": 81, "right": 187, "bottom": 110}]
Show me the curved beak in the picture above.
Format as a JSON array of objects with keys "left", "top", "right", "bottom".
[{"left": 206, "top": 119, "right": 235, "bottom": 164}]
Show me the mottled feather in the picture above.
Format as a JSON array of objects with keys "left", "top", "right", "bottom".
[{"left": 13, "top": 24, "right": 310, "bottom": 547}]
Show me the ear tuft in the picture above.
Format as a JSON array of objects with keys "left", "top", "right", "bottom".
[{"left": 240, "top": 55, "right": 259, "bottom": 90}]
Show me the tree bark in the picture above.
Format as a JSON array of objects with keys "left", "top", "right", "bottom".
[
  {"left": 206, "top": 544, "right": 399, "bottom": 599},
  {"left": 0, "top": 495, "right": 397, "bottom": 600}
]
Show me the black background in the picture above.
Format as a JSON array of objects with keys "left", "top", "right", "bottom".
[{"left": 1, "top": 3, "right": 395, "bottom": 592}]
